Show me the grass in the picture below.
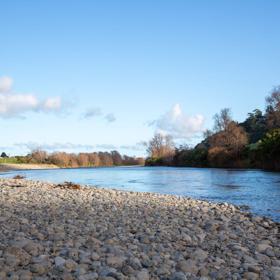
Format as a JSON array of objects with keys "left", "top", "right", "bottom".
[{"left": 0, "top": 157, "right": 25, "bottom": 164}]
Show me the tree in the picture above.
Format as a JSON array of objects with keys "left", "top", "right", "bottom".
[
  {"left": 209, "top": 122, "right": 248, "bottom": 158},
  {"left": 88, "top": 152, "right": 100, "bottom": 166},
  {"left": 98, "top": 152, "right": 113, "bottom": 166},
  {"left": 146, "top": 133, "right": 175, "bottom": 158},
  {"left": 203, "top": 129, "right": 213, "bottom": 139},
  {"left": 208, "top": 146, "right": 231, "bottom": 167},
  {"left": 0, "top": 152, "right": 8, "bottom": 158},
  {"left": 48, "top": 152, "right": 71, "bottom": 167},
  {"left": 173, "top": 146, "right": 208, "bottom": 167},
  {"left": 111, "top": 151, "right": 122, "bottom": 165},
  {"left": 240, "top": 109, "right": 267, "bottom": 143},
  {"left": 266, "top": 87, "right": 280, "bottom": 129},
  {"left": 255, "top": 128, "right": 280, "bottom": 170},
  {"left": 30, "top": 150, "right": 48, "bottom": 163},
  {"left": 77, "top": 153, "right": 89, "bottom": 167},
  {"left": 213, "top": 108, "right": 232, "bottom": 132}
]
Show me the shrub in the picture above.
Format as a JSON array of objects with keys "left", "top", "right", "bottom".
[
  {"left": 208, "top": 147, "right": 232, "bottom": 167},
  {"left": 255, "top": 129, "right": 280, "bottom": 170}
]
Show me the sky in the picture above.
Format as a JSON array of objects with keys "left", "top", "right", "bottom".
[{"left": 1, "top": 0, "right": 280, "bottom": 156}]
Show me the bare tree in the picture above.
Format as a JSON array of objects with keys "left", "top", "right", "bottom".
[
  {"left": 210, "top": 122, "right": 248, "bottom": 156},
  {"left": 111, "top": 151, "right": 122, "bottom": 165},
  {"left": 30, "top": 150, "right": 48, "bottom": 163},
  {"left": 147, "top": 133, "right": 175, "bottom": 158},
  {"left": 266, "top": 87, "right": 280, "bottom": 129},
  {"left": 77, "top": 153, "right": 89, "bottom": 167},
  {"left": 26, "top": 150, "right": 142, "bottom": 168},
  {"left": 213, "top": 108, "right": 232, "bottom": 132},
  {"left": 48, "top": 152, "right": 70, "bottom": 167},
  {"left": 88, "top": 152, "right": 100, "bottom": 166},
  {"left": 203, "top": 129, "right": 213, "bottom": 139},
  {"left": 98, "top": 152, "right": 113, "bottom": 166}
]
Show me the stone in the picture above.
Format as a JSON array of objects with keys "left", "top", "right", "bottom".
[
  {"left": 128, "top": 257, "right": 142, "bottom": 270},
  {"left": 271, "top": 267, "right": 280, "bottom": 280},
  {"left": 106, "top": 256, "right": 126, "bottom": 268},
  {"left": 30, "top": 264, "right": 46, "bottom": 275},
  {"left": 192, "top": 248, "right": 208, "bottom": 261},
  {"left": 177, "top": 259, "right": 198, "bottom": 274},
  {"left": 180, "top": 233, "right": 192, "bottom": 243},
  {"left": 0, "top": 271, "right": 6, "bottom": 280},
  {"left": 4, "top": 247, "right": 31, "bottom": 266},
  {"left": 247, "top": 264, "right": 261, "bottom": 274},
  {"left": 64, "top": 259, "right": 78, "bottom": 271},
  {"left": 136, "top": 269, "right": 149, "bottom": 280},
  {"left": 91, "top": 252, "right": 100, "bottom": 261},
  {"left": 62, "top": 273, "right": 74, "bottom": 280},
  {"left": 256, "top": 243, "right": 272, "bottom": 253},
  {"left": 18, "top": 270, "right": 32, "bottom": 280},
  {"left": 55, "top": 256, "right": 66, "bottom": 267},
  {"left": 243, "top": 272, "right": 259, "bottom": 280},
  {"left": 170, "top": 272, "right": 187, "bottom": 280},
  {"left": 23, "top": 242, "right": 41, "bottom": 256},
  {"left": 78, "top": 272, "right": 98, "bottom": 280},
  {"left": 6, "top": 272, "right": 19, "bottom": 280}
]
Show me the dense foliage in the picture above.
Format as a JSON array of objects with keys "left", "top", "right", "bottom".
[
  {"left": 0, "top": 150, "right": 144, "bottom": 167},
  {"left": 146, "top": 88, "right": 280, "bottom": 171}
]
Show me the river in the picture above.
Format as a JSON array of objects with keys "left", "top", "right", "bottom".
[{"left": 1, "top": 166, "right": 280, "bottom": 221}]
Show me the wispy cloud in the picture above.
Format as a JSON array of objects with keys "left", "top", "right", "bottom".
[
  {"left": 104, "top": 113, "right": 116, "bottom": 123},
  {"left": 41, "top": 97, "right": 62, "bottom": 112},
  {"left": 14, "top": 142, "right": 144, "bottom": 154},
  {"left": 82, "top": 107, "right": 116, "bottom": 123},
  {"left": 149, "top": 104, "right": 205, "bottom": 139},
  {"left": 120, "top": 142, "right": 146, "bottom": 151},
  {"left": 0, "top": 76, "right": 65, "bottom": 118},
  {"left": 83, "top": 107, "right": 103, "bottom": 119},
  {"left": 15, "top": 142, "right": 96, "bottom": 151},
  {"left": 95, "top": 144, "right": 117, "bottom": 150}
]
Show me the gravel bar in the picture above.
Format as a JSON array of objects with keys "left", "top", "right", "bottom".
[{"left": 0, "top": 178, "right": 279, "bottom": 280}]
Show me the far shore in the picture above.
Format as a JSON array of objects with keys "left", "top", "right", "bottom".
[
  {"left": 0, "top": 163, "right": 145, "bottom": 172},
  {"left": 0, "top": 163, "right": 59, "bottom": 171}
]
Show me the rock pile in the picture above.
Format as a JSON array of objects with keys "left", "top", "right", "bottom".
[{"left": 0, "top": 178, "right": 279, "bottom": 279}]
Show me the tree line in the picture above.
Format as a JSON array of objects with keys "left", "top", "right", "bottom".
[
  {"left": 1, "top": 150, "right": 145, "bottom": 167},
  {"left": 146, "top": 87, "right": 280, "bottom": 171}
]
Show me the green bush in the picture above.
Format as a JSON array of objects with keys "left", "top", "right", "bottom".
[{"left": 255, "top": 129, "right": 280, "bottom": 170}]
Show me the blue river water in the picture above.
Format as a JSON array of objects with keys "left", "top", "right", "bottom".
[{"left": 1, "top": 166, "right": 280, "bottom": 221}]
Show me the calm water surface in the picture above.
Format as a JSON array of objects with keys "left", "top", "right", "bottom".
[{"left": 1, "top": 166, "right": 280, "bottom": 221}]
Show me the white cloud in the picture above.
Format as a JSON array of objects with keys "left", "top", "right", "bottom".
[
  {"left": 0, "top": 76, "right": 64, "bottom": 118},
  {"left": 0, "top": 76, "right": 13, "bottom": 92},
  {"left": 0, "top": 94, "right": 39, "bottom": 117},
  {"left": 150, "top": 104, "right": 205, "bottom": 139},
  {"left": 104, "top": 113, "right": 116, "bottom": 123}
]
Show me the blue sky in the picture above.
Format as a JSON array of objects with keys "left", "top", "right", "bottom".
[{"left": 1, "top": 0, "right": 280, "bottom": 156}]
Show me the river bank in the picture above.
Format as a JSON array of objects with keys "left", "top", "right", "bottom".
[
  {"left": 0, "top": 178, "right": 279, "bottom": 279},
  {"left": 0, "top": 163, "right": 59, "bottom": 171}
]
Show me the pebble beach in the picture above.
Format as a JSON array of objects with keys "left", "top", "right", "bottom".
[{"left": 0, "top": 178, "right": 279, "bottom": 280}]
